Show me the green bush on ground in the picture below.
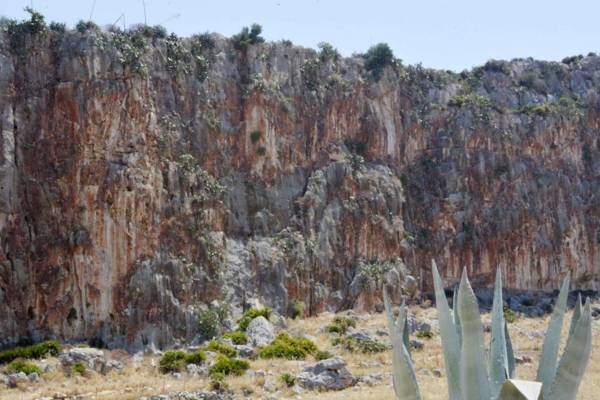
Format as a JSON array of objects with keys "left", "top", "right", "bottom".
[
  {"left": 415, "top": 330, "right": 434, "bottom": 339},
  {"left": 326, "top": 316, "right": 357, "bottom": 334},
  {"left": 7, "top": 360, "right": 42, "bottom": 375},
  {"left": 332, "top": 336, "right": 388, "bottom": 354},
  {"left": 210, "top": 371, "right": 229, "bottom": 390},
  {"left": 221, "top": 331, "right": 248, "bottom": 345},
  {"left": 315, "top": 350, "right": 334, "bottom": 360},
  {"left": 209, "top": 355, "right": 250, "bottom": 377},
  {"left": 206, "top": 340, "right": 238, "bottom": 357},
  {"left": 0, "top": 340, "right": 62, "bottom": 364},
  {"left": 71, "top": 362, "right": 86, "bottom": 375},
  {"left": 290, "top": 301, "right": 305, "bottom": 319},
  {"left": 259, "top": 332, "right": 318, "bottom": 360},
  {"left": 281, "top": 372, "right": 296, "bottom": 387},
  {"left": 159, "top": 349, "right": 207, "bottom": 373},
  {"left": 185, "top": 351, "right": 207, "bottom": 365}
]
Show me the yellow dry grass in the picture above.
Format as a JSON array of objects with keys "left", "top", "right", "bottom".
[{"left": 2, "top": 306, "right": 599, "bottom": 400}]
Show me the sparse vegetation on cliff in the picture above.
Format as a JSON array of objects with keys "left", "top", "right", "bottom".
[{"left": 2, "top": 7, "right": 47, "bottom": 56}]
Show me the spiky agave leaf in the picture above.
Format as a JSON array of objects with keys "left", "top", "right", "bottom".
[
  {"left": 403, "top": 311, "right": 411, "bottom": 358},
  {"left": 505, "top": 321, "right": 515, "bottom": 379},
  {"left": 453, "top": 283, "right": 462, "bottom": 345},
  {"left": 384, "top": 289, "right": 421, "bottom": 400},
  {"left": 383, "top": 288, "right": 411, "bottom": 356},
  {"left": 383, "top": 288, "right": 398, "bottom": 335},
  {"left": 431, "top": 260, "right": 461, "bottom": 400},
  {"left": 457, "top": 268, "right": 491, "bottom": 400},
  {"left": 567, "top": 292, "right": 582, "bottom": 337},
  {"left": 536, "top": 274, "right": 570, "bottom": 398},
  {"left": 547, "top": 298, "right": 593, "bottom": 400},
  {"left": 489, "top": 268, "right": 510, "bottom": 398}
]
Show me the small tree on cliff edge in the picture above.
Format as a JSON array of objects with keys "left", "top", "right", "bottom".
[
  {"left": 363, "top": 43, "right": 396, "bottom": 81},
  {"left": 232, "top": 23, "right": 265, "bottom": 50}
]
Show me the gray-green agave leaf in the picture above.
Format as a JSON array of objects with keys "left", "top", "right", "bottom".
[
  {"left": 432, "top": 260, "right": 461, "bottom": 400},
  {"left": 505, "top": 321, "right": 515, "bottom": 379},
  {"left": 457, "top": 268, "right": 491, "bottom": 400},
  {"left": 536, "top": 274, "right": 570, "bottom": 398},
  {"left": 567, "top": 292, "right": 582, "bottom": 337},
  {"left": 490, "top": 268, "right": 511, "bottom": 398},
  {"left": 546, "top": 298, "right": 593, "bottom": 400},
  {"left": 453, "top": 283, "right": 462, "bottom": 345},
  {"left": 384, "top": 289, "right": 421, "bottom": 400}
]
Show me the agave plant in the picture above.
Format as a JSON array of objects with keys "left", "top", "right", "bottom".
[{"left": 383, "top": 260, "right": 593, "bottom": 400}]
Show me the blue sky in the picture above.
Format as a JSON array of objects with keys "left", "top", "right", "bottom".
[{"left": 1, "top": 0, "right": 599, "bottom": 71}]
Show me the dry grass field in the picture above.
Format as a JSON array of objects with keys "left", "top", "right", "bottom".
[{"left": 2, "top": 305, "right": 599, "bottom": 400}]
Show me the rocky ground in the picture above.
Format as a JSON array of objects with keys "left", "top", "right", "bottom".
[{"left": 1, "top": 303, "right": 600, "bottom": 400}]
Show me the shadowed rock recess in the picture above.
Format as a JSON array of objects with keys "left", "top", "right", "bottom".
[{"left": 0, "top": 24, "right": 599, "bottom": 349}]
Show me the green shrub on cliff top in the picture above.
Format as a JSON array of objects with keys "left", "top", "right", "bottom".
[
  {"left": 231, "top": 23, "right": 264, "bottom": 50},
  {"left": 363, "top": 43, "right": 395, "bottom": 80},
  {"left": 3, "top": 7, "right": 48, "bottom": 56}
]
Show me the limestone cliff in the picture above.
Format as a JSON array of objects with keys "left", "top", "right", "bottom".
[{"left": 0, "top": 21, "right": 598, "bottom": 348}]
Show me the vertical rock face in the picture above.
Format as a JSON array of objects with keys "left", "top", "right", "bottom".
[{"left": 0, "top": 26, "right": 598, "bottom": 348}]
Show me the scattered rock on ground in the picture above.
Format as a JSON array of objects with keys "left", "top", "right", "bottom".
[
  {"left": 406, "top": 315, "right": 434, "bottom": 333},
  {"left": 28, "top": 372, "right": 40, "bottom": 382},
  {"left": 139, "top": 390, "right": 233, "bottom": 400},
  {"left": 359, "top": 360, "right": 382, "bottom": 368},
  {"left": 246, "top": 316, "right": 275, "bottom": 347},
  {"left": 410, "top": 339, "right": 424, "bottom": 350},
  {"left": 297, "top": 356, "right": 356, "bottom": 391},
  {"left": 515, "top": 355, "right": 533, "bottom": 364},
  {"left": 235, "top": 344, "right": 255, "bottom": 358},
  {"left": 186, "top": 363, "right": 207, "bottom": 376},
  {"left": 60, "top": 347, "right": 123, "bottom": 374},
  {"left": 346, "top": 328, "right": 378, "bottom": 343},
  {"left": 8, "top": 372, "right": 28, "bottom": 388},
  {"left": 359, "top": 372, "right": 384, "bottom": 386}
]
